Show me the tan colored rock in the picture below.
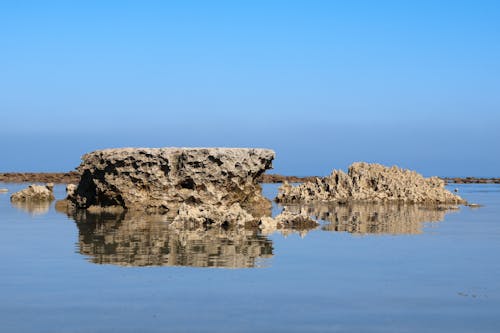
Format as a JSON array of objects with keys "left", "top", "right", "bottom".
[
  {"left": 0, "top": 188, "right": 8, "bottom": 193},
  {"left": 66, "top": 184, "right": 77, "bottom": 197},
  {"left": 64, "top": 147, "right": 275, "bottom": 215},
  {"left": 10, "top": 184, "right": 55, "bottom": 202},
  {"left": 276, "top": 162, "right": 466, "bottom": 205}
]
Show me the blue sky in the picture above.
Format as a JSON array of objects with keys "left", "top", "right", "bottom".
[{"left": 1, "top": 1, "right": 499, "bottom": 176}]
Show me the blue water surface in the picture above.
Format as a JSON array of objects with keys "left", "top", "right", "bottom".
[{"left": 0, "top": 183, "right": 499, "bottom": 333}]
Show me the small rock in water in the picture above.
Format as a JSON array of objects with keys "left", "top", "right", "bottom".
[
  {"left": 0, "top": 188, "right": 8, "bottom": 193},
  {"left": 10, "top": 184, "right": 55, "bottom": 202}
]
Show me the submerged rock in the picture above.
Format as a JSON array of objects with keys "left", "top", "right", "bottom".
[
  {"left": 10, "top": 184, "right": 55, "bottom": 202},
  {"left": 61, "top": 147, "right": 275, "bottom": 216},
  {"left": 276, "top": 162, "right": 465, "bottom": 205}
]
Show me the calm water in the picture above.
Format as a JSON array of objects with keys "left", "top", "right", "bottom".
[{"left": 0, "top": 183, "right": 499, "bottom": 333}]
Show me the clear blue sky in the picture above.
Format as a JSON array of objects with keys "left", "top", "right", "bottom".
[{"left": 1, "top": 0, "right": 499, "bottom": 176}]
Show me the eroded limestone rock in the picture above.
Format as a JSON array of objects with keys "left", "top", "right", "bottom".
[
  {"left": 276, "top": 162, "right": 465, "bottom": 205},
  {"left": 63, "top": 148, "right": 275, "bottom": 215},
  {"left": 10, "top": 184, "right": 55, "bottom": 203}
]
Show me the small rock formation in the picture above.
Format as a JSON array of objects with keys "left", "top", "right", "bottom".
[
  {"left": 276, "top": 162, "right": 466, "bottom": 205},
  {"left": 60, "top": 148, "right": 275, "bottom": 217},
  {"left": 0, "top": 188, "right": 8, "bottom": 193},
  {"left": 10, "top": 184, "right": 55, "bottom": 203}
]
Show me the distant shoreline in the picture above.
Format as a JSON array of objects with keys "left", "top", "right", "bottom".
[{"left": 1, "top": 172, "right": 499, "bottom": 184}]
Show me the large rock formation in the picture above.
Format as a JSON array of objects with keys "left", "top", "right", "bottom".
[
  {"left": 276, "top": 162, "right": 465, "bottom": 205},
  {"left": 62, "top": 148, "right": 275, "bottom": 216},
  {"left": 10, "top": 184, "right": 55, "bottom": 203}
]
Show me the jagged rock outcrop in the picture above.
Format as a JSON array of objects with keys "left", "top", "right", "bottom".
[
  {"left": 276, "top": 162, "right": 465, "bottom": 205},
  {"left": 10, "top": 184, "right": 55, "bottom": 203},
  {"left": 61, "top": 148, "right": 275, "bottom": 216}
]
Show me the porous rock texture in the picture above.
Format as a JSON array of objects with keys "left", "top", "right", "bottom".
[
  {"left": 276, "top": 162, "right": 466, "bottom": 205},
  {"left": 65, "top": 148, "right": 275, "bottom": 216},
  {"left": 10, "top": 184, "right": 55, "bottom": 202}
]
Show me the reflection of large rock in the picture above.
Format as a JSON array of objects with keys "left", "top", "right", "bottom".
[
  {"left": 66, "top": 210, "right": 273, "bottom": 268},
  {"left": 10, "top": 184, "right": 55, "bottom": 203},
  {"left": 283, "top": 203, "right": 458, "bottom": 235},
  {"left": 64, "top": 148, "right": 274, "bottom": 216},
  {"left": 276, "top": 162, "right": 465, "bottom": 205}
]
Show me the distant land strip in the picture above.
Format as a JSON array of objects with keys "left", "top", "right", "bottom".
[{"left": 0, "top": 172, "right": 499, "bottom": 184}]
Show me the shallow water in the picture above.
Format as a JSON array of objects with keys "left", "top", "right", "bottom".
[{"left": 0, "top": 183, "right": 499, "bottom": 332}]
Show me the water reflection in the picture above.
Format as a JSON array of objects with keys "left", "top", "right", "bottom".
[
  {"left": 59, "top": 201, "right": 460, "bottom": 267},
  {"left": 67, "top": 210, "right": 273, "bottom": 268},
  {"left": 281, "top": 203, "right": 459, "bottom": 235},
  {"left": 12, "top": 201, "right": 51, "bottom": 215}
]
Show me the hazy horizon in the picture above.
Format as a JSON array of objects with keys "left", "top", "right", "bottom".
[{"left": 1, "top": 1, "right": 499, "bottom": 177}]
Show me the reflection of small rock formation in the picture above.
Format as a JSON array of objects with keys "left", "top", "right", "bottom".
[
  {"left": 64, "top": 210, "right": 273, "bottom": 268},
  {"left": 283, "top": 203, "right": 458, "bottom": 235},
  {"left": 276, "top": 162, "right": 466, "bottom": 205},
  {"left": 10, "top": 184, "right": 55, "bottom": 203},
  {"left": 259, "top": 210, "right": 319, "bottom": 235},
  {"left": 61, "top": 148, "right": 275, "bottom": 217},
  {"left": 11, "top": 201, "right": 51, "bottom": 215}
]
